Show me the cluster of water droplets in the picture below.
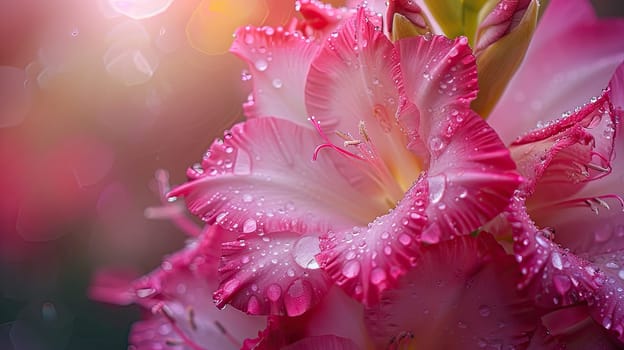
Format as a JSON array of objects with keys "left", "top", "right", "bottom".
[{"left": 215, "top": 233, "right": 328, "bottom": 317}]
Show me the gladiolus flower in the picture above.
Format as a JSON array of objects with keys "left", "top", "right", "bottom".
[{"left": 92, "top": 0, "right": 624, "bottom": 349}]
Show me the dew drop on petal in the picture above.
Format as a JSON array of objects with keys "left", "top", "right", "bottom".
[
  {"left": 243, "top": 218, "right": 257, "bottom": 233},
  {"left": 292, "top": 236, "right": 321, "bottom": 270},
  {"left": 247, "top": 295, "right": 261, "bottom": 314},
  {"left": 398, "top": 233, "right": 412, "bottom": 246},
  {"left": 266, "top": 283, "right": 282, "bottom": 302},
  {"left": 370, "top": 268, "right": 386, "bottom": 285},
  {"left": 272, "top": 78, "right": 283, "bottom": 88},
  {"left": 284, "top": 279, "right": 312, "bottom": 316},
  {"left": 342, "top": 260, "right": 361, "bottom": 278},
  {"left": 428, "top": 174, "right": 447, "bottom": 204},
  {"left": 255, "top": 59, "right": 268, "bottom": 71},
  {"left": 551, "top": 252, "right": 563, "bottom": 270}
]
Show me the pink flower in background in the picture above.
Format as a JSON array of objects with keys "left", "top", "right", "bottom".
[{"left": 91, "top": 0, "right": 624, "bottom": 349}]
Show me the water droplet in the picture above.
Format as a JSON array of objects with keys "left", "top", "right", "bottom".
[
  {"left": 429, "top": 136, "right": 445, "bottom": 153},
  {"left": 255, "top": 59, "right": 268, "bottom": 71},
  {"left": 428, "top": 174, "right": 447, "bottom": 204},
  {"left": 247, "top": 295, "right": 261, "bottom": 314},
  {"left": 242, "top": 193, "right": 254, "bottom": 202},
  {"left": 618, "top": 270, "right": 624, "bottom": 280},
  {"left": 266, "top": 283, "right": 282, "bottom": 301},
  {"left": 606, "top": 262, "right": 619, "bottom": 269},
  {"left": 284, "top": 279, "right": 312, "bottom": 316},
  {"left": 243, "top": 218, "right": 257, "bottom": 233},
  {"left": 216, "top": 212, "right": 228, "bottom": 223},
  {"left": 342, "top": 260, "right": 361, "bottom": 278},
  {"left": 551, "top": 252, "right": 563, "bottom": 270},
  {"left": 398, "top": 233, "right": 412, "bottom": 246},
  {"left": 370, "top": 268, "right": 386, "bottom": 285},
  {"left": 383, "top": 246, "right": 392, "bottom": 255},
  {"left": 272, "top": 78, "right": 283, "bottom": 88},
  {"left": 292, "top": 236, "right": 321, "bottom": 270}
]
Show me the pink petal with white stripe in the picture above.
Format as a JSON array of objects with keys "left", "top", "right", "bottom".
[
  {"left": 489, "top": 0, "right": 624, "bottom": 144},
  {"left": 230, "top": 25, "right": 320, "bottom": 125},
  {"left": 305, "top": 9, "right": 422, "bottom": 191},
  {"left": 364, "top": 233, "right": 538, "bottom": 349},
  {"left": 317, "top": 176, "right": 428, "bottom": 305},
  {"left": 170, "top": 117, "right": 386, "bottom": 236},
  {"left": 214, "top": 232, "right": 330, "bottom": 316}
]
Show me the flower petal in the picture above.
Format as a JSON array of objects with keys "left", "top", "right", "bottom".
[
  {"left": 230, "top": 26, "right": 320, "bottom": 125},
  {"left": 214, "top": 232, "right": 330, "bottom": 316},
  {"left": 305, "top": 9, "right": 422, "bottom": 191},
  {"left": 397, "top": 33, "right": 520, "bottom": 241},
  {"left": 364, "top": 233, "right": 538, "bottom": 349},
  {"left": 423, "top": 111, "right": 521, "bottom": 243},
  {"left": 102, "top": 227, "right": 265, "bottom": 349},
  {"left": 528, "top": 306, "right": 624, "bottom": 349},
  {"left": 506, "top": 196, "right": 601, "bottom": 308},
  {"left": 295, "top": 0, "right": 354, "bottom": 39},
  {"left": 509, "top": 91, "right": 617, "bottom": 200},
  {"left": 170, "top": 117, "right": 386, "bottom": 235},
  {"left": 242, "top": 287, "right": 371, "bottom": 349},
  {"left": 395, "top": 34, "right": 478, "bottom": 155},
  {"left": 489, "top": 0, "right": 624, "bottom": 144},
  {"left": 317, "top": 177, "right": 428, "bottom": 305}
]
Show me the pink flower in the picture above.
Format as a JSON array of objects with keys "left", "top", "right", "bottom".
[
  {"left": 171, "top": 5, "right": 520, "bottom": 312},
  {"left": 486, "top": 0, "right": 624, "bottom": 346},
  {"left": 91, "top": 0, "right": 624, "bottom": 349}
]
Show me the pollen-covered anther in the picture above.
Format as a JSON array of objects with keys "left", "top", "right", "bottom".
[
  {"left": 584, "top": 197, "right": 612, "bottom": 214},
  {"left": 358, "top": 120, "right": 371, "bottom": 142}
]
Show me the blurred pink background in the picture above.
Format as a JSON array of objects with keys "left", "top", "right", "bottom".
[{"left": 0, "top": 1, "right": 622, "bottom": 349}]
